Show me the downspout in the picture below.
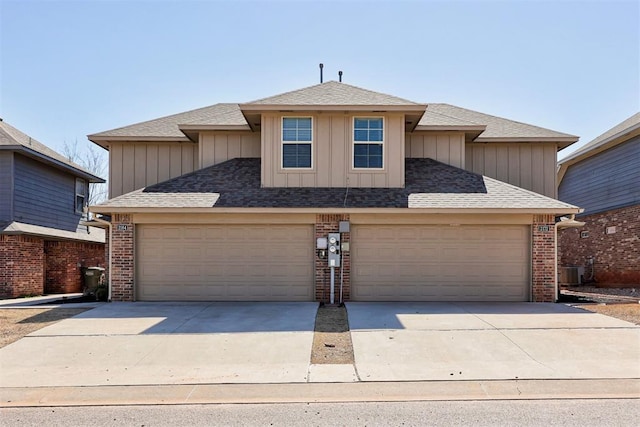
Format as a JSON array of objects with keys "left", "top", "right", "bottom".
[{"left": 93, "top": 215, "right": 113, "bottom": 302}]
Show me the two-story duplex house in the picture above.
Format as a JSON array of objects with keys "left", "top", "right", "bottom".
[
  {"left": 558, "top": 113, "right": 639, "bottom": 284},
  {"left": 0, "top": 119, "right": 105, "bottom": 298},
  {"left": 89, "top": 81, "right": 580, "bottom": 303}
]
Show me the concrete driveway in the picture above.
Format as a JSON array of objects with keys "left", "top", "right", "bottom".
[
  {"left": 0, "top": 302, "right": 317, "bottom": 387},
  {"left": 1, "top": 301, "right": 639, "bottom": 390},
  {"left": 347, "top": 302, "right": 640, "bottom": 382}
]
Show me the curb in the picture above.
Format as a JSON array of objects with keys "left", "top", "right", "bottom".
[{"left": 2, "top": 379, "right": 639, "bottom": 407}]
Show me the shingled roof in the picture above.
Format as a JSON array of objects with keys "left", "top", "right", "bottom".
[
  {"left": 93, "top": 158, "right": 578, "bottom": 213},
  {"left": 88, "top": 103, "right": 248, "bottom": 141},
  {"left": 419, "top": 104, "right": 577, "bottom": 144},
  {"left": 559, "top": 112, "right": 640, "bottom": 164},
  {"left": 88, "top": 81, "right": 577, "bottom": 145},
  {"left": 244, "top": 81, "right": 422, "bottom": 106},
  {"left": 0, "top": 120, "right": 104, "bottom": 182}
]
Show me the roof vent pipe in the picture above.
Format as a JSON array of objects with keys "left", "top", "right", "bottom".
[
  {"left": 319, "top": 63, "right": 324, "bottom": 83},
  {"left": 338, "top": 71, "right": 343, "bottom": 82}
]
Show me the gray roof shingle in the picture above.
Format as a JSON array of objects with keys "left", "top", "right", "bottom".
[
  {"left": 89, "top": 103, "right": 247, "bottom": 139},
  {"left": 559, "top": 112, "right": 640, "bottom": 164},
  {"left": 420, "top": 104, "right": 577, "bottom": 141},
  {"left": 0, "top": 120, "right": 104, "bottom": 182},
  {"left": 94, "top": 158, "right": 577, "bottom": 211},
  {"left": 89, "top": 83, "right": 576, "bottom": 143},
  {"left": 245, "top": 81, "right": 422, "bottom": 106}
]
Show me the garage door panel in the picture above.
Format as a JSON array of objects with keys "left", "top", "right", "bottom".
[
  {"left": 352, "top": 224, "right": 530, "bottom": 302},
  {"left": 136, "top": 224, "right": 313, "bottom": 301}
]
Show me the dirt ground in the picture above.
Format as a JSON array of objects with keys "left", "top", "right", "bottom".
[
  {"left": 574, "top": 304, "right": 640, "bottom": 325},
  {"left": 311, "top": 304, "right": 354, "bottom": 364},
  {"left": 0, "top": 308, "right": 89, "bottom": 348}
]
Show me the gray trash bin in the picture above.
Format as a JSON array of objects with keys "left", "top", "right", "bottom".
[{"left": 83, "top": 267, "right": 105, "bottom": 295}]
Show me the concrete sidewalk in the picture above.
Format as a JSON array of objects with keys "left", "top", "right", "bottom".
[
  {"left": 1, "top": 301, "right": 639, "bottom": 406},
  {"left": 3, "top": 379, "right": 640, "bottom": 407}
]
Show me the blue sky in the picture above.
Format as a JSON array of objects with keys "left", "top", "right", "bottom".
[{"left": 1, "top": 0, "right": 638, "bottom": 168}]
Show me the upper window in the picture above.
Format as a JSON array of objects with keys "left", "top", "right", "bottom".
[
  {"left": 353, "top": 117, "right": 383, "bottom": 169},
  {"left": 282, "top": 117, "right": 312, "bottom": 168},
  {"left": 75, "top": 178, "right": 86, "bottom": 213}
]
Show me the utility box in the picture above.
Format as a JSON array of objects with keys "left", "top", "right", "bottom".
[
  {"left": 327, "top": 233, "right": 341, "bottom": 267},
  {"left": 83, "top": 267, "right": 105, "bottom": 295}
]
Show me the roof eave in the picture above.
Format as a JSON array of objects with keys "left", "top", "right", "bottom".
[
  {"left": 90, "top": 206, "right": 582, "bottom": 215},
  {"left": 1, "top": 145, "right": 105, "bottom": 183},
  {"left": 239, "top": 104, "right": 428, "bottom": 113},
  {"left": 88, "top": 135, "right": 192, "bottom": 145},
  {"left": 558, "top": 123, "right": 640, "bottom": 166},
  {"left": 413, "top": 125, "right": 487, "bottom": 132},
  {"left": 474, "top": 136, "right": 579, "bottom": 148},
  {"left": 178, "top": 124, "right": 252, "bottom": 132}
]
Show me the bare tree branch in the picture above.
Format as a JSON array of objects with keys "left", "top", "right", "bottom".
[{"left": 62, "top": 138, "right": 108, "bottom": 206}]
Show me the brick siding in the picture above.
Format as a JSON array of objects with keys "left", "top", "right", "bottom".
[
  {"left": 559, "top": 204, "right": 639, "bottom": 284},
  {"left": 0, "top": 234, "right": 105, "bottom": 298},
  {"left": 45, "top": 241, "right": 105, "bottom": 294},
  {"left": 110, "top": 214, "right": 135, "bottom": 301},
  {"left": 532, "top": 214, "right": 556, "bottom": 302},
  {"left": 315, "top": 214, "right": 350, "bottom": 303},
  {"left": 0, "top": 235, "right": 44, "bottom": 298}
]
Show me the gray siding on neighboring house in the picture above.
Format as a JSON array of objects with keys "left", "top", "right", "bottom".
[
  {"left": 12, "top": 153, "right": 85, "bottom": 232},
  {"left": 0, "top": 151, "right": 14, "bottom": 221},
  {"left": 559, "top": 136, "right": 640, "bottom": 215}
]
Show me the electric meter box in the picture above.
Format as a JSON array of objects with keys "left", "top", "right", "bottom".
[{"left": 327, "top": 232, "right": 341, "bottom": 267}]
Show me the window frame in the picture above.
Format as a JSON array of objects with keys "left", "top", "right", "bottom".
[
  {"left": 281, "top": 116, "right": 313, "bottom": 170},
  {"left": 75, "top": 178, "right": 87, "bottom": 214},
  {"left": 352, "top": 116, "right": 385, "bottom": 170}
]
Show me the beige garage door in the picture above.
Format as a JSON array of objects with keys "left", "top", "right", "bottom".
[
  {"left": 136, "top": 224, "right": 314, "bottom": 301},
  {"left": 351, "top": 224, "right": 530, "bottom": 301}
]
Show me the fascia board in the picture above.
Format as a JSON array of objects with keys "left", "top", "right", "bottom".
[{"left": 90, "top": 206, "right": 582, "bottom": 215}]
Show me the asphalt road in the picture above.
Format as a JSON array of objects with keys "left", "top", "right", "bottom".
[{"left": 2, "top": 399, "right": 639, "bottom": 426}]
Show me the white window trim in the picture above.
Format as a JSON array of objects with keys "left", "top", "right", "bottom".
[
  {"left": 281, "top": 116, "right": 314, "bottom": 170},
  {"left": 352, "top": 116, "right": 385, "bottom": 170},
  {"left": 75, "top": 178, "right": 86, "bottom": 214}
]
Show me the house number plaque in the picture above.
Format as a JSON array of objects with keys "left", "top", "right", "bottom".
[
  {"left": 117, "top": 224, "right": 128, "bottom": 231},
  {"left": 537, "top": 225, "right": 551, "bottom": 232}
]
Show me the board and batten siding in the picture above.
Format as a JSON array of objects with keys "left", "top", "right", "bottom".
[
  {"left": 109, "top": 142, "right": 198, "bottom": 198},
  {"left": 0, "top": 151, "right": 13, "bottom": 221},
  {"left": 465, "top": 142, "right": 557, "bottom": 198},
  {"left": 559, "top": 136, "right": 639, "bottom": 215},
  {"left": 12, "top": 154, "right": 83, "bottom": 232},
  {"left": 405, "top": 132, "right": 465, "bottom": 168},
  {"left": 199, "top": 131, "right": 261, "bottom": 169},
  {"left": 261, "top": 113, "right": 405, "bottom": 188}
]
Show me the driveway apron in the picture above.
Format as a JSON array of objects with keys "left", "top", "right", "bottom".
[
  {"left": 347, "top": 302, "right": 640, "bottom": 382},
  {"left": 0, "top": 302, "right": 317, "bottom": 387}
]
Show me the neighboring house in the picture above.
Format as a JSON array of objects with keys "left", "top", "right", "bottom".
[
  {"left": 557, "top": 113, "right": 640, "bottom": 285},
  {"left": 89, "top": 81, "right": 580, "bottom": 303},
  {"left": 0, "top": 119, "right": 106, "bottom": 298}
]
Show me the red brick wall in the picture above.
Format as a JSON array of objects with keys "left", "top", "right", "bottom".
[
  {"left": 532, "top": 214, "right": 556, "bottom": 302},
  {"left": 558, "top": 205, "right": 639, "bottom": 284},
  {"left": 0, "top": 235, "right": 44, "bottom": 298},
  {"left": 315, "top": 214, "right": 350, "bottom": 303},
  {"left": 110, "top": 214, "right": 134, "bottom": 301},
  {"left": 45, "top": 241, "right": 105, "bottom": 294}
]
